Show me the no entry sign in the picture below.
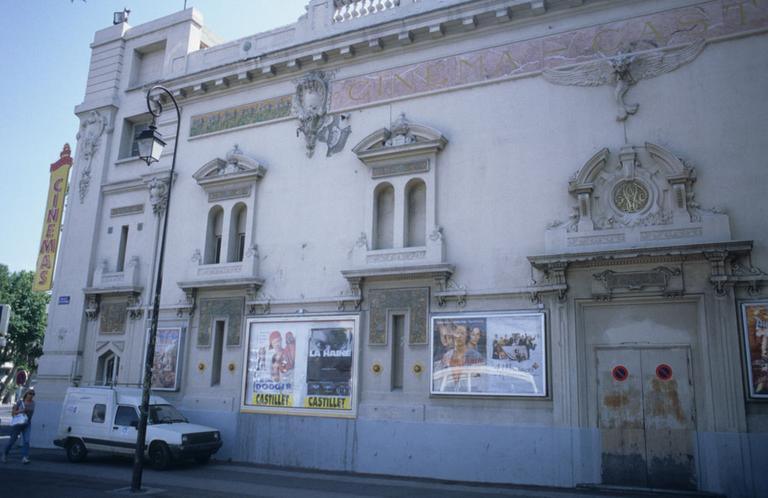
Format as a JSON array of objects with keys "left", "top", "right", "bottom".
[
  {"left": 611, "top": 365, "right": 629, "bottom": 382},
  {"left": 656, "top": 364, "right": 673, "bottom": 381}
]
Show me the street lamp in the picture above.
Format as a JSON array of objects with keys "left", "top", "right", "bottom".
[{"left": 131, "top": 85, "right": 181, "bottom": 493}]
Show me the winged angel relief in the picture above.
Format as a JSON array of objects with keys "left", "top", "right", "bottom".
[{"left": 542, "top": 40, "right": 705, "bottom": 121}]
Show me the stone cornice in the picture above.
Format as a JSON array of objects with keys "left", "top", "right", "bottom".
[{"left": 135, "top": 0, "right": 597, "bottom": 106}]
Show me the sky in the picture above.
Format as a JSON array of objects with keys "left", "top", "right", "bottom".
[{"left": 0, "top": 0, "right": 311, "bottom": 273}]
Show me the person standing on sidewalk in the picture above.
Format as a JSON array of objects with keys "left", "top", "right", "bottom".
[{"left": 2, "top": 389, "right": 35, "bottom": 464}]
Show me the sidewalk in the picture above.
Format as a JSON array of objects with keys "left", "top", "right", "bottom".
[{"left": 0, "top": 448, "right": 721, "bottom": 498}]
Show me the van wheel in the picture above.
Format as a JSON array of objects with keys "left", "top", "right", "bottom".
[
  {"left": 149, "top": 442, "right": 172, "bottom": 470},
  {"left": 66, "top": 439, "right": 87, "bottom": 463},
  {"left": 193, "top": 454, "right": 211, "bottom": 464}
]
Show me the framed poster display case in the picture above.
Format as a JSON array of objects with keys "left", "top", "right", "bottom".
[
  {"left": 143, "top": 327, "right": 184, "bottom": 391},
  {"left": 241, "top": 314, "right": 360, "bottom": 417},
  {"left": 430, "top": 312, "right": 547, "bottom": 397},
  {"left": 741, "top": 301, "right": 768, "bottom": 399}
]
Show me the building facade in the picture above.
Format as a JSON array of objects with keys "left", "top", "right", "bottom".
[{"left": 34, "top": 1, "right": 768, "bottom": 496}]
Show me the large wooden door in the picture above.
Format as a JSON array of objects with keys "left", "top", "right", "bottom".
[{"left": 596, "top": 347, "right": 696, "bottom": 490}]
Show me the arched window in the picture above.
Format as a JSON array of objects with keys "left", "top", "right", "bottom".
[
  {"left": 373, "top": 183, "right": 394, "bottom": 250},
  {"left": 96, "top": 350, "right": 119, "bottom": 386},
  {"left": 228, "top": 203, "right": 247, "bottom": 262},
  {"left": 205, "top": 206, "right": 224, "bottom": 264},
  {"left": 405, "top": 179, "right": 426, "bottom": 247}
]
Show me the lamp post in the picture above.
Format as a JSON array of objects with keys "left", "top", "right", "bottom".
[{"left": 131, "top": 85, "right": 181, "bottom": 492}]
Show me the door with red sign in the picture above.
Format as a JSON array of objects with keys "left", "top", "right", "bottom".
[{"left": 596, "top": 347, "right": 696, "bottom": 490}]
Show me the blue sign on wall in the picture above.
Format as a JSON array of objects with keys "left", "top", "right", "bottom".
[{"left": 58, "top": 296, "right": 71, "bottom": 305}]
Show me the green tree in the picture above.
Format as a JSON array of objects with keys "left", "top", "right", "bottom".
[{"left": 0, "top": 264, "right": 50, "bottom": 370}]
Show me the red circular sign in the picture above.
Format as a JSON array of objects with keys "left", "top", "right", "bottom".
[
  {"left": 611, "top": 365, "right": 629, "bottom": 382},
  {"left": 656, "top": 364, "right": 673, "bottom": 381},
  {"left": 15, "top": 369, "right": 27, "bottom": 386}
]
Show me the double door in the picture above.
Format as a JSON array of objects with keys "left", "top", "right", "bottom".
[{"left": 596, "top": 347, "right": 696, "bottom": 490}]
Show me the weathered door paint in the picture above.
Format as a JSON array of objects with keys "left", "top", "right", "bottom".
[{"left": 596, "top": 347, "right": 696, "bottom": 490}]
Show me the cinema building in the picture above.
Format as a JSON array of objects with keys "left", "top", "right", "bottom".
[{"left": 34, "top": 1, "right": 768, "bottom": 496}]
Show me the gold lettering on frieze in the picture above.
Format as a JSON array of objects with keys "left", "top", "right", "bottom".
[
  {"left": 543, "top": 38, "right": 569, "bottom": 57},
  {"left": 425, "top": 61, "right": 448, "bottom": 88},
  {"left": 458, "top": 55, "right": 485, "bottom": 82},
  {"left": 722, "top": 1, "right": 751, "bottom": 25},
  {"left": 347, "top": 80, "right": 371, "bottom": 102},
  {"left": 394, "top": 72, "right": 414, "bottom": 91},
  {"left": 641, "top": 21, "right": 666, "bottom": 45},
  {"left": 676, "top": 11, "right": 710, "bottom": 35},
  {"left": 592, "top": 28, "right": 622, "bottom": 53},
  {"left": 492, "top": 50, "right": 520, "bottom": 77}
]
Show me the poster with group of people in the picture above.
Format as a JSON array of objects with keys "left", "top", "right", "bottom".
[
  {"left": 145, "top": 327, "right": 183, "bottom": 391},
  {"left": 242, "top": 316, "right": 358, "bottom": 416},
  {"left": 431, "top": 313, "right": 546, "bottom": 396}
]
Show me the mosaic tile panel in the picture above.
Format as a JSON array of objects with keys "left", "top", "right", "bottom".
[
  {"left": 197, "top": 297, "right": 244, "bottom": 347},
  {"left": 189, "top": 95, "right": 293, "bottom": 137},
  {"left": 99, "top": 302, "right": 127, "bottom": 335},
  {"left": 368, "top": 288, "right": 429, "bottom": 345}
]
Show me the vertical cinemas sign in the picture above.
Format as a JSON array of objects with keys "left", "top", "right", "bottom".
[{"left": 33, "top": 144, "right": 73, "bottom": 292}]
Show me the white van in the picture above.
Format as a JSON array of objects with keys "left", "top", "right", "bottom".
[{"left": 53, "top": 387, "right": 222, "bottom": 469}]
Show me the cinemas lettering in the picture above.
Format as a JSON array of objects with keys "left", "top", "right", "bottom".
[{"left": 33, "top": 144, "right": 73, "bottom": 292}]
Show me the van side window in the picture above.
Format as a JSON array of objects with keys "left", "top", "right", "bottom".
[
  {"left": 91, "top": 404, "right": 106, "bottom": 423},
  {"left": 115, "top": 405, "right": 139, "bottom": 427}
]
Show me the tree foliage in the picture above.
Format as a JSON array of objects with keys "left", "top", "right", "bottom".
[{"left": 0, "top": 264, "right": 50, "bottom": 370}]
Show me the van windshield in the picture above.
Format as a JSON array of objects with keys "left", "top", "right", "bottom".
[{"left": 149, "top": 404, "right": 188, "bottom": 424}]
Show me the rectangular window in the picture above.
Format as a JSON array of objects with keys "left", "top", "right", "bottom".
[
  {"left": 214, "top": 236, "right": 222, "bottom": 264},
  {"left": 114, "top": 405, "right": 138, "bottom": 427},
  {"left": 119, "top": 118, "right": 151, "bottom": 160},
  {"left": 211, "top": 320, "right": 225, "bottom": 386},
  {"left": 237, "top": 233, "right": 246, "bottom": 262},
  {"left": 91, "top": 404, "right": 106, "bottom": 423},
  {"left": 116, "top": 225, "right": 129, "bottom": 272},
  {"left": 391, "top": 314, "right": 405, "bottom": 390}
]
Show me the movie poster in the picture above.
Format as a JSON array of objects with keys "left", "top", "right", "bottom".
[
  {"left": 305, "top": 328, "right": 353, "bottom": 410},
  {"left": 741, "top": 302, "right": 768, "bottom": 399},
  {"left": 145, "top": 327, "right": 182, "bottom": 391},
  {"left": 243, "top": 316, "right": 359, "bottom": 416},
  {"left": 431, "top": 313, "right": 546, "bottom": 397}
]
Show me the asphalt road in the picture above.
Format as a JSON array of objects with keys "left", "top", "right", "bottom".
[{"left": 0, "top": 445, "right": 721, "bottom": 498}]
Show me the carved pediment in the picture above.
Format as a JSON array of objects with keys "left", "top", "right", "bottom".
[
  {"left": 353, "top": 114, "right": 447, "bottom": 163},
  {"left": 193, "top": 144, "right": 266, "bottom": 189},
  {"left": 546, "top": 142, "right": 730, "bottom": 253}
]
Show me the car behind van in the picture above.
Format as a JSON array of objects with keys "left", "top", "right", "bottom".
[{"left": 53, "top": 387, "right": 221, "bottom": 469}]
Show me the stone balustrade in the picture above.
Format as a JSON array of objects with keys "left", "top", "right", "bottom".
[{"left": 333, "top": 0, "right": 409, "bottom": 23}]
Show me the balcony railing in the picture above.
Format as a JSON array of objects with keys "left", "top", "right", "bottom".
[{"left": 333, "top": 0, "right": 408, "bottom": 23}]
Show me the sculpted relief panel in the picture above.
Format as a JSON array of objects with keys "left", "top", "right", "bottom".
[
  {"left": 545, "top": 142, "right": 731, "bottom": 253},
  {"left": 330, "top": 0, "right": 768, "bottom": 110}
]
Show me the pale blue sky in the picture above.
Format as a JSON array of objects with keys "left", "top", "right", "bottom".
[{"left": 0, "top": 0, "right": 310, "bottom": 272}]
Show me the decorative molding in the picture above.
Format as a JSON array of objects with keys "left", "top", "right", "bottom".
[
  {"left": 592, "top": 266, "right": 683, "bottom": 300},
  {"left": 529, "top": 240, "right": 764, "bottom": 300},
  {"left": 329, "top": 1, "right": 767, "bottom": 111},
  {"left": 110, "top": 204, "right": 145, "bottom": 217},
  {"left": 546, "top": 143, "right": 730, "bottom": 254},
  {"left": 352, "top": 113, "right": 447, "bottom": 163},
  {"left": 542, "top": 40, "right": 706, "bottom": 121},
  {"left": 208, "top": 186, "right": 251, "bottom": 202},
  {"left": 189, "top": 94, "right": 292, "bottom": 137},
  {"left": 85, "top": 294, "right": 99, "bottom": 320},
  {"left": 366, "top": 249, "right": 426, "bottom": 264},
  {"left": 293, "top": 70, "right": 351, "bottom": 158},
  {"left": 147, "top": 176, "right": 170, "bottom": 216},
  {"left": 193, "top": 144, "right": 266, "bottom": 192},
  {"left": 77, "top": 110, "right": 109, "bottom": 203}
]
